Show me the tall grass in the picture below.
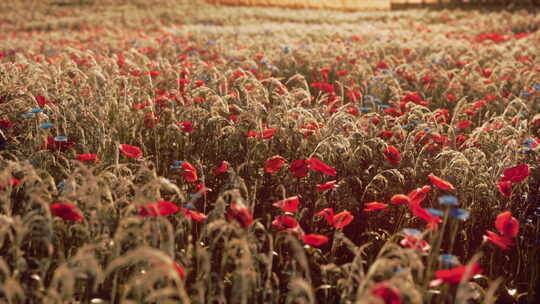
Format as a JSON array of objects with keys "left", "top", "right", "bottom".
[{"left": 0, "top": 1, "right": 539, "bottom": 303}]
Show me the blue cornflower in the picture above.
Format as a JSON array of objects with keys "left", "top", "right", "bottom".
[{"left": 438, "top": 195, "right": 458, "bottom": 206}]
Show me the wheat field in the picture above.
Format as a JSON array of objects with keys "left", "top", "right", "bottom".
[{"left": 0, "top": 1, "right": 539, "bottom": 303}]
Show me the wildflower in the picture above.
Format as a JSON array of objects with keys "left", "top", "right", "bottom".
[
  {"left": 143, "top": 112, "right": 159, "bottom": 129},
  {"left": 75, "top": 154, "right": 99, "bottom": 163},
  {"left": 400, "top": 235, "right": 430, "bottom": 254},
  {"left": 180, "top": 162, "right": 198, "bottom": 182},
  {"left": 227, "top": 202, "right": 253, "bottom": 228},
  {"left": 496, "top": 181, "right": 512, "bottom": 197},
  {"left": 409, "top": 203, "right": 442, "bottom": 230},
  {"left": 44, "top": 136, "right": 75, "bottom": 152},
  {"left": 0, "top": 119, "right": 13, "bottom": 129},
  {"left": 316, "top": 208, "right": 353, "bottom": 229},
  {"left": 119, "top": 144, "right": 143, "bottom": 159},
  {"left": 371, "top": 282, "right": 401, "bottom": 304},
  {"left": 139, "top": 201, "right": 179, "bottom": 217},
  {"left": 213, "top": 161, "right": 229, "bottom": 175},
  {"left": 179, "top": 207, "right": 207, "bottom": 222},
  {"left": 363, "top": 202, "right": 389, "bottom": 212},
  {"left": 438, "top": 195, "right": 458, "bottom": 206},
  {"left": 439, "top": 254, "right": 460, "bottom": 267},
  {"left": 264, "top": 156, "right": 286, "bottom": 174},
  {"left": 316, "top": 180, "right": 338, "bottom": 192},
  {"left": 132, "top": 102, "right": 151, "bottom": 110},
  {"left": 390, "top": 194, "right": 410, "bottom": 205},
  {"left": 484, "top": 230, "right": 514, "bottom": 250},
  {"left": 40, "top": 122, "right": 54, "bottom": 129},
  {"left": 316, "top": 208, "right": 335, "bottom": 226},
  {"left": 455, "top": 120, "right": 472, "bottom": 130},
  {"left": 246, "top": 130, "right": 258, "bottom": 138},
  {"left": 306, "top": 157, "right": 336, "bottom": 176},
  {"left": 333, "top": 211, "right": 354, "bottom": 229},
  {"left": 193, "top": 182, "right": 211, "bottom": 195},
  {"left": 434, "top": 263, "right": 483, "bottom": 284},
  {"left": 289, "top": 159, "right": 309, "bottom": 178},
  {"left": 500, "top": 164, "right": 529, "bottom": 183},
  {"left": 260, "top": 128, "right": 276, "bottom": 139},
  {"left": 495, "top": 211, "right": 519, "bottom": 238},
  {"left": 50, "top": 203, "right": 83, "bottom": 222},
  {"left": 428, "top": 174, "right": 455, "bottom": 190},
  {"left": 35, "top": 95, "right": 50, "bottom": 107},
  {"left": 177, "top": 121, "right": 193, "bottom": 133},
  {"left": 427, "top": 208, "right": 444, "bottom": 217},
  {"left": 272, "top": 215, "right": 299, "bottom": 231},
  {"left": 449, "top": 209, "right": 470, "bottom": 221},
  {"left": 172, "top": 262, "right": 186, "bottom": 280},
  {"left": 384, "top": 145, "right": 401, "bottom": 164},
  {"left": 0, "top": 177, "right": 20, "bottom": 190},
  {"left": 272, "top": 196, "right": 300, "bottom": 213},
  {"left": 408, "top": 186, "right": 431, "bottom": 205},
  {"left": 376, "top": 61, "right": 389, "bottom": 70},
  {"left": 301, "top": 234, "right": 329, "bottom": 246}
]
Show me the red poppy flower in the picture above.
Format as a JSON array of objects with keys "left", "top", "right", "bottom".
[
  {"left": 0, "top": 119, "right": 13, "bottom": 129},
  {"left": 306, "top": 157, "right": 336, "bottom": 177},
  {"left": 177, "top": 121, "right": 193, "bottom": 133},
  {"left": 44, "top": 136, "right": 75, "bottom": 152},
  {"left": 213, "top": 161, "right": 230, "bottom": 175},
  {"left": 144, "top": 112, "right": 159, "bottom": 129},
  {"left": 75, "top": 154, "right": 99, "bottom": 163},
  {"left": 400, "top": 236, "right": 430, "bottom": 254},
  {"left": 484, "top": 230, "right": 514, "bottom": 250},
  {"left": 264, "top": 156, "right": 286, "bottom": 174},
  {"left": 428, "top": 174, "right": 455, "bottom": 191},
  {"left": 363, "top": 202, "right": 388, "bottom": 212},
  {"left": 316, "top": 180, "right": 338, "bottom": 192},
  {"left": 371, "top": 282, "right": 401, "bottom": 304},
  {"left": 180, "top": 162, "right": 198, "bottom": 182},
  {"left": 172, "top": 261, "right": 186, "bottom": 280},
  {"left": 390, "top": 194, "right": 410, "bottom": 205},
  {"left": 301, "top": 234, "right": 329, "bottom": 246},
  {"left": 496, "top": 181, "right": 512, "bottom": 198},
  {"left": 272, "top": 215, "right": 299, "bottom": 231},
  {"left": 316, "top": 208, "right": 335, "bottom": 225},
  {"left": 376, "top": 61, "right": 389, "bottom": 70},
  {"left": 333, "top": 211, "right": 354, "bottom": 229},
  {"left": 139, "top": 201, "right": 179, "bottom": 217},
  {"left": 35, "top": 95, "right": 50, "bottom": 107},
  {"left": 179, "top": 207, "right": 207, "bottom": 222},
  {"left": 193, "top": 182, "right": 211, "bottom": 195},
  {"left": 227, "top": 202, "right": 253, "bottom": 228},
  {"left": 383, "top": 145, "right": 401, "bottom": 164},
  {"left": 272, "top": 196, "right": 300, "bottom": 213},
  {"left": 0, "top": 177, "right": 20, "bottom": 190},
  {"left": 500, "top": 164, "right": 529, "bottom": 183},
  {"left": 408, "top": 186, "right": 431, "bottom": 205},
  {"left": 50, "top": 203, "right": 83, "bottom": 222},
  {"left": 402, "top": 92, "right": 425, "bottom": 105},
  {"left": 495, "top": 211, "right": 519, "bottom": 238},
  {"left": 260, "top": 128, "right": 276, "bottom": 139},
  {"left": 246, "top": 130, "right": 258, "bottom": 138},
  {"left": 435, "top": 263, "right": 483, "bottom": 284},
  {"left": 132, "top": 101, "right": 151, "bottom": 110},
  {"left": 289, "top": 159, "right": 309, "bottom": 178},
  {"left": 455, "top": 120, "right": 472, "bottom": 130},
  {"left": 409, "top": 203, "right": 442, "bottom": 230},
  {"left": 119, "top": 144, "right": 143, "bottom": 159}
]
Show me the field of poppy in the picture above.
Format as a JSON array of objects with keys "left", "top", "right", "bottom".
[{"left": 0, "top": 0, "right": 539, "bottom": 303}]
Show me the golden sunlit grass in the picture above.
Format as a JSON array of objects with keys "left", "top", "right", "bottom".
[{"left": 0, "top": 1, "right": 539, "bottom": 303}]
